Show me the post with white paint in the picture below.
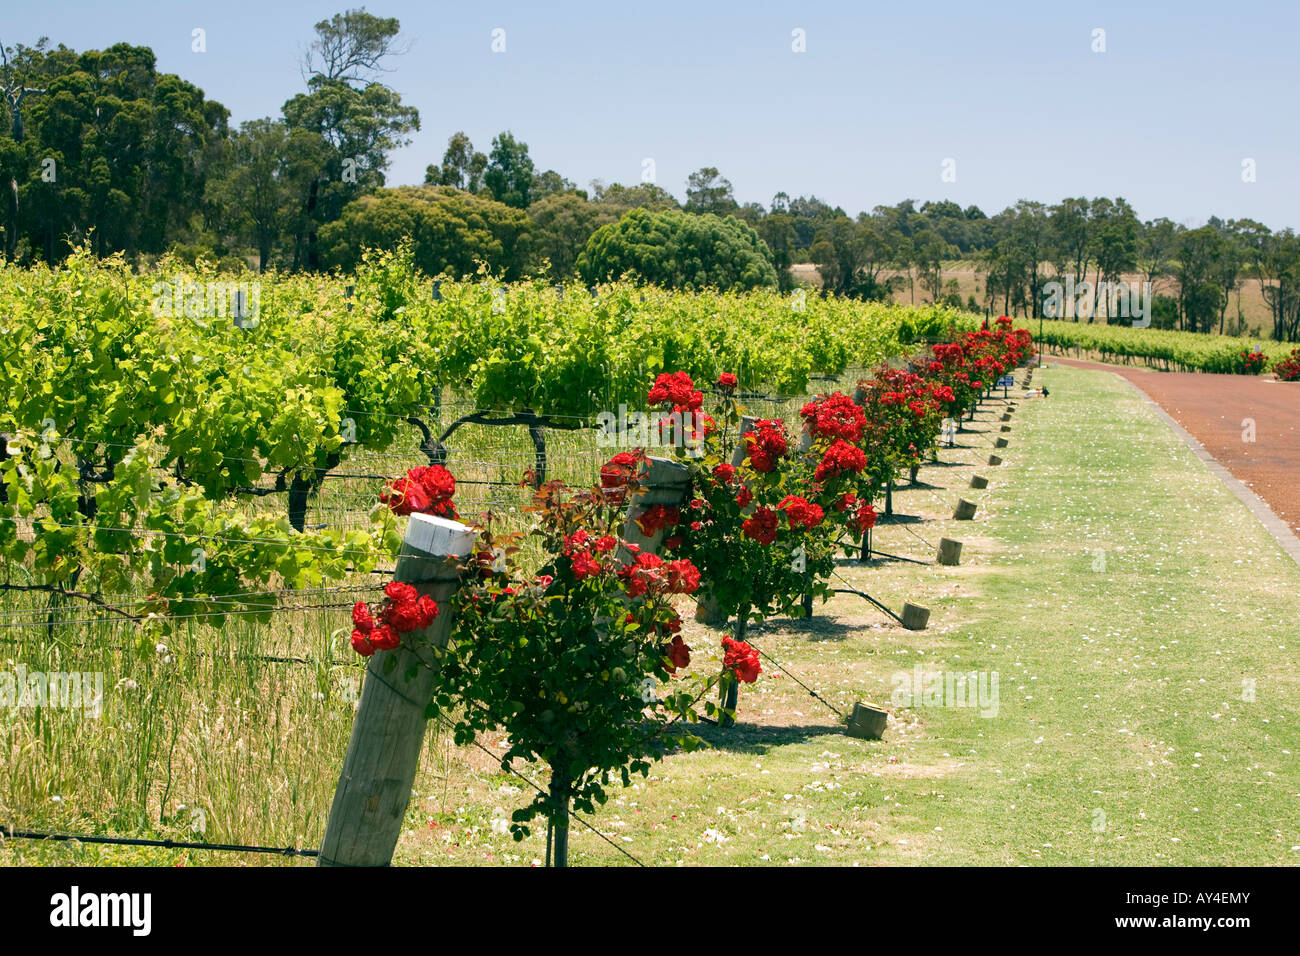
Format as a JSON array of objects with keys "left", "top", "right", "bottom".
[
  {"left": 318, "top": 513, "right": 475, "bottom": 867},
  {"left": 621, "top": 456, "right": 692, "bottom": 554}
]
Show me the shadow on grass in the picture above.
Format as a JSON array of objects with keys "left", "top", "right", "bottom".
[
  {"left": 688, "top": 719, "right": 849, "bottom": 754},
  {"left": 745, "top": 614, "right": 862, "bottom": 642},
  {"left": 832, "top": 553, "right": 927, "bottom": 571},
  {"left": 875, "top": 512, "right": 925, "bottom": 525}
]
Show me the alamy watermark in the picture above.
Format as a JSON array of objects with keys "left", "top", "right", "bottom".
[
  {"left": 890, "top": 665, "right": 999, "bottom": 717},
  {"left": 596, "top": 405, "right": 706, "bottom": 455},
  {"left": 2, "top": 665, "right": 104, "bottom": 718},
  {"left": 1042, "top": 276, "right": 1151, "bottom": 328},
  {"left": 151, "top": 277, "right": 260, "bottom": 328}
]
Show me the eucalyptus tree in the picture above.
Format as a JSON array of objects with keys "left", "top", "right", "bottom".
[{"left": 283, "top": 9, "right": 419, "bottom": 270}]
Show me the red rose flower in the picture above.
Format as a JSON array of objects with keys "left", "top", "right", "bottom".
[
  {"left": 742, "top": 419, "right": 788, "bottom": 472},
  {"left": 777, "top": 494, "right": 824, "bottom": 531},
  {"left": 369, "top": 624, "right": 401, "bottom": 651},
  {"left": 570, "top": 551, "right": 603, "bottom": 580},
  {"left": 800, "top": 393, "right": 865, "bottom": 443},
  {"left": 853, "top": 502, "right": 878, "bottom": 535},
  {"left": 382, "top": 466, "right": 457, "bottom": 518},
  {"left": 563, "top": 529, "right": 592, "bottom": 555},
  {"left": 600, "top": 451, "right": 640, "bottom": 494},
  {"left": 665, "top": 558, "right": 701, "bottom": 594},
  {"left": 814, "top": 440, "right": 868, "bottom": 482},
  {"left": 619, "top": 551, "right": 667, "bottom": 597},
  {"left": 648, "top": 372, "right": 702, "bottom": 410},
  {"left": 381, "top": 476, "right": 432, "bottom": 516},
  {"left": 636, "top": 504, "right": 681, "bottom": 536},
  {"left": 665, "top": 635, "right": 692, "bottom": 673},
  {"left": 722, "top": 636, "right": 761, "bottom": 684},
  {"left": 741, "top": 507, "right": 779, "bottom": 545}
]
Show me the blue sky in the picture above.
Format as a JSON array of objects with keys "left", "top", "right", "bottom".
[{"left": 7, "top": 0, "right": 1299, "bottom": 228}]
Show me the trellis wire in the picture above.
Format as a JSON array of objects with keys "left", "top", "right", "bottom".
[{"left": 0, "top": 827, "right": 319, "bottom": 858}]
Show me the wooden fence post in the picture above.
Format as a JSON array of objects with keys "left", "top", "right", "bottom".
[
  {"left": 318, "top": 513, "right": 475, "bottom": 867},
  {"left": 729, "top": 415, "right": 757, "bottom": 469},
  {"left": 693, "top": 417, "right": 756, "bottom": 624},
  {"left": 621, "top": 456, "right": 692, "bottom": 554}
]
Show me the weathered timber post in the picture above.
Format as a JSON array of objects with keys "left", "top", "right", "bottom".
[
  {"left": 695, "top": 590, "right": 727, "bottom": 625},
  {"left": 729, "top": 415, "right": 757, "bottom": 469},
  {"left": 318, "top": 513, "right": 475, "bottom": 867},
  {"left": 954, "top": 498, "right": 978, "bottom": 521},
  {"left": 936, "top": 537, "right": 963, "bottom": 566},
  {"left": 718, "top": 611, "right": 748, "bottom": 729},
  {"left": 846, "top": 702, "right": 888, "bottom": 740},
  {"left": 900, "top": 601, "right": 930, "bottom": 630},
  {"left": 621, "top": 456, "right": 692, "bottom": 554},
  {"left": 696, "top": 417, "right": 756, "bottom": 623}
]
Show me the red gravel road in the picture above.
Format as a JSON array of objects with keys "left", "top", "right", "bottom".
[{"left": 1051, "top": 358, "right": 1300, "bottom": 535}]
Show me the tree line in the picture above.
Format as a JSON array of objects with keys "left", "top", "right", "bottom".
[{"left": 2, "top": 10, "right": 1297, "bottom": 341}]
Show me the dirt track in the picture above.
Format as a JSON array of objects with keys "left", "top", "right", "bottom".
[{"left": 1051, "top": 358, "right": 1300, "bottom": 535}]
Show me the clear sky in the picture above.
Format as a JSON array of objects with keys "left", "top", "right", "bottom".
[{"left": 6, "top": 0, "right": 1299, "bottom": 229}]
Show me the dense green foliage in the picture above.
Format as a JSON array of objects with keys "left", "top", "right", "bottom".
[
  {"left": 318, "top": 186, "right": 531, "bottom": 278},
  {"left": 578, "top": 209, "right": 778, "bottom": 291}
]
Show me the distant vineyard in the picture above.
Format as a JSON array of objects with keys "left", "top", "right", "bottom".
[{"left": 1024, "top": 320, "right": 1290, "bottom": 374}]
